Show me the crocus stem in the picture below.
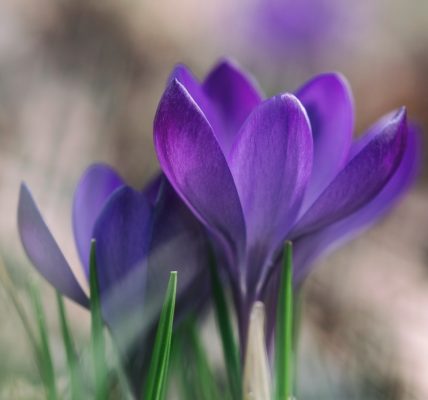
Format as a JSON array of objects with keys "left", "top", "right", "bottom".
[
  {"left": 89, "top": 240, "right": 108, "bottom": 400},
  {"left": 208, "top": 249, "right": 242, "bottom": 400},
  {"left": 243, "top": 302, "right": 271, "bottom": 400},
  {"left": 275, "top": 241, "right": 293, "bottom": 400}
]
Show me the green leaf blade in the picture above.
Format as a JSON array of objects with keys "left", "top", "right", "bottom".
[
  {"left": 30, "top": 283, "right": 57, "bottom": 400},
  {"left": 209, "top": 250, "right": 242, "bottom": 400},
  {"left": 275, "top": 241, "right": 294, "bottom": 400},
  {"left": 143, "top": 271, "right": 178, "bottom": 400},
  {"left": 56, "top": 291, "right": 81, "bottom": 400},
  {"left": 89, "top": 239, "right": 108, "bottom": 400}
]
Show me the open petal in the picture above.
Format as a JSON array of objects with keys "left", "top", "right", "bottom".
[
  {"left": 73, "top": 163, "right": 124, "bottom": 277},
  {"left": 229, "top": 94, "right": 313, "bottom": 254},
  {"left": 92, "top": 186, "right": 153, "bottom": 334},
  {"left": 202, "top": 60, "right": 262, "bottom": 154},
  {"left": 292, "top": 122, "right": 420, "bottom": 283},
  {"left": 296, "top": 73, "right": 354, "bottom": 213},
  {"left": 154, "top": 78, "right": 246, "bottom": 258},
  {"left": 292, "top": 108, "right": 408, "bottom": 237},
  {"left": 18, "top": 184, "right": 88, "bottom": 307},
  {"left": 171, "top": 61, "right": 262, "bottom": 156}
]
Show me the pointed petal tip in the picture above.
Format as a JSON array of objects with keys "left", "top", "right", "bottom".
[
  {"left": 279, "top": 93, "right": 312, "bottom": 127},
  {"left": 205, "top": 57, "right": 263, "bottom": 99},
  {"left": 18, "top": 182, "right": 89, "bottom": 307},
  {"left": 19, "top": 181, "right": 30, "bottom": 197},
  {"left": 297, "top": 71, "right": 355, "bottom": 111},
  {"left": 395, "top": 106, "right": 407, "bottom": 121},
  {"left": 207, "top": 57, "right": 250, "bottom": 81},
  {"left": 167, "top": 63, "right": 193, "bottom": 84},
  {"left": 162, "top": 76, "right": 194, "bottom": 103},
  {"left": 279, "top": 92, "right": 303, "bottom": 107},
  {"left": 385, "top": 106, "right": 408, "bottom": 143}
]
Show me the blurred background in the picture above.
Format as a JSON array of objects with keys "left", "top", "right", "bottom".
[{"left": 0, "top": 0, "right": 427, "bottom": 398}]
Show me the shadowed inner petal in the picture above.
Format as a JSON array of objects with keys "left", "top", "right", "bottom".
[{"left": 291, "top": 108, "right": 408, "bottom": 237}]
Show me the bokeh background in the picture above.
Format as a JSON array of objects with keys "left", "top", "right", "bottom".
[{"left": 0, "top": 0, "right": 427, "bottom": 398}]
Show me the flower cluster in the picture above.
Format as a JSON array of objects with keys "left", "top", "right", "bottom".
[{"left": 18, "top": 59, "right": 419, "bottom": 395}]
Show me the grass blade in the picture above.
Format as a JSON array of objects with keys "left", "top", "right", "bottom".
[
  {"left": 0, "top": 255, "right": 39, "bottom": 357},
  {"left": 143, "top": 271, "right": 177, "bottom": 400},
  {"left": 209, "top": 250, "right": 241, "bottom": 400},
  {"left": 56, "top": 291, "right": 81, "bottom": 400},
  {"left": 274, "top": 241, "right": 294, "bottom": 400},
  {"left": 30, "top": 283, "right": 57, "bottom": 400},
  {"left": 89, "top": 239, "right": 108, "bottom": 400},
  {"left": 187, "top": 319, "right": 223, "bottom": 400}
]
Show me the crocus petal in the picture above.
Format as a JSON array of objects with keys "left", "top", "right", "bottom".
[
  {"left": 92, "top": 186, "right": 153, "bottom": 340},
  {"left": 296, "top": 73, "right": 354, "bottom": 212},
  {"left": 292, "top": 122, "right": 420, "bottom": 284},
  {"left": 148, "top": 178, "right": 210, "bottom": 304},
  {"left": 292, "top": 108, "right": 408, "bottom": 237},
  {"left": 143, "top": 173, "right": 164, "bottom": 205},
  {"left": 230, "top": 94, "right": 313, "bottom": 254},
  {"left": 154, "top": 78, "right": 246, "bottom": 258},
  {"left": 169, "top": 64, "right": 211, "bottom": 115},
  {"left": 202, "top": 60, "right": 262, "bottom": 154},
  {"left": 18, "top": 184, "right": 88, "bottom": 307},
  {"left": 144, "top": 179, "right": 211, "bottom": 342},
  {"left": 72, "top": 163, "right": 124, "bottom": 277}
]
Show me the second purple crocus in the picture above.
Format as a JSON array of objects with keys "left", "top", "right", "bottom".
[
  {"left": 18, "top": 164, "right": 209, "bottom": 390},
  {"left": 153, "top": 60, "right": 419, "bottom": 349}
]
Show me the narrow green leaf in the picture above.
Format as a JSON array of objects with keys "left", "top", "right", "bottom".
[
  {"left": 275, "top": 241, "right": 294, "bottom": 400},
  {"left": 56, "top": 292, "right": 81, "bottom": 400},
  {"left": 110, "top": 340, "right": 134, "bottom": 400},
  {"left": 30, "top": 283, "right": 57, "bottom": 400},
  {"left": 89, "top": 239, "right": 108, "bottom": 400},
  {"left": 187, "top": 319, "right": 223, "bottom": 400},
  {"left": 143, "top": 271, "right": 177, "bottom": 400},
  {"left": 172, "top": 334, "right": 198, "bottom": 399},
  {"left": 0, "top": 256, "right": 39, "bottom": 360},
  {"left": 208, "top": 250, "right": 241, "bottom": 400}
]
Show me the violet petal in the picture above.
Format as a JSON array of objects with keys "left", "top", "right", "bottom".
[
  {"left": 18, "top": 184, "right": 88, "bottom": 307},
  {"left": 296, "top": 73, "right": 354, "bottom": 213},
  {"left": 154, "top": 78, "right": 246, "bottom": 257},
  {"left": 293, "top": 122, "right": 420, "bottom": 283},
  {"left": 72, "top": 163, "right": 124, "bottom": 277},
  {"left": 230, "top": 94, "right": 313, "bottom": 253},
  {"left": 92, "top": 186, "right": 153, "bottom": 336},
  {"left": 292, "top": 108, "right": 408, "bottom": 237},
  {"left": 202, "top": 59, "right": 262, "bottom": 154}
]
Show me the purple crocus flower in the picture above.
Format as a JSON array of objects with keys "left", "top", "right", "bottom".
[
  {"left": 18, "top": 163, "right": 209, "bottom": 389},
  {"left": 153, "top": 60, "right": 419, "bottom": 349}
]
